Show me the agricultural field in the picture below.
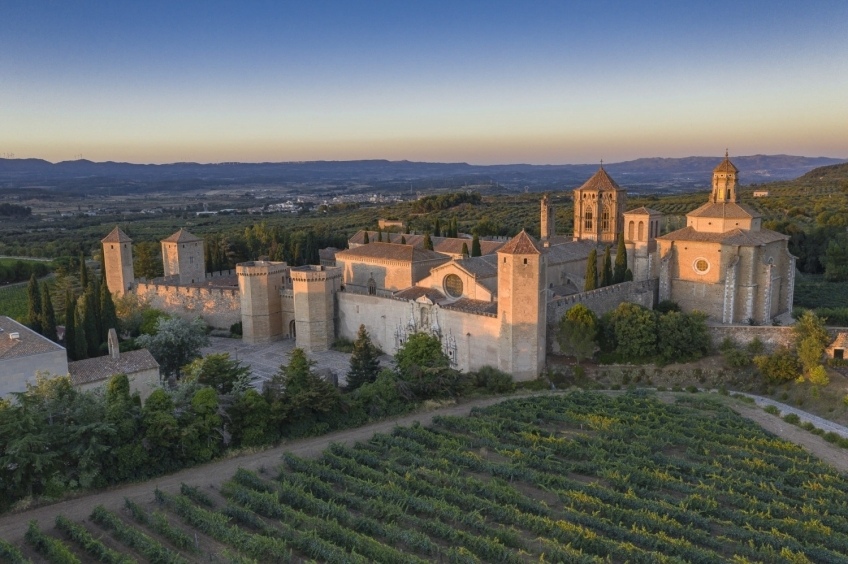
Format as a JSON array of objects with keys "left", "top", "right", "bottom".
[
  {"left": 7, "top": 392, "right": 848, "bottom": 563},
  {"left": 0, "top": 284, "right": 28, "bottom": 322}
]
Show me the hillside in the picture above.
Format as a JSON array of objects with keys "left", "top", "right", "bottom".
[{"left": 0, "top": 154, "right": 843, "bottom": 196}]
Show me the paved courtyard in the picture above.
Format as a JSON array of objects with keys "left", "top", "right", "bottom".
[{"left": 201, "top": 337, "right": 392, "bottom": 389}]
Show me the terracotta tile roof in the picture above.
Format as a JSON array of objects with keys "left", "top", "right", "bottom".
[
  {"left": 0, "top": 316, "right": 65, "bottom": 360},
  {"left": 498, "top": 231, "right": 542, "bottom": 255},
  {"left": 453, "top": 257, "right": 498, "bottom": 278},
  {"left": 442, "top": 298, "right": 498, "bottom": 316},
  {"left": 687, "top": 202, "right": 761, "bottom": 219},
  {"left": 576, "top": 167, "right": 623, "bottom": 192},
  {"left": 336, "top": 242, "right": 449, "bottom": 263},
  {"left": 162, "top": 228, "right": 202, "bottom": 243},
  {"left": 546, "top": 240, "right": 596, "bottom": 264},
  {"left": 318, "top": 247, "right": 338, "bottom": 260},
  {"left": 714, "top": 156, "right": 739, "bottom": 174},
  {"left": 828, "top": 333, "right": 848, "bottom": 351},
  {"left": 394, "top": 286, "right": 446, "bottom": 302},
  {"left": 68, "top": 349, "right": 159, "bottom": 386},
  {"left": 624, "top": 206, "right": 663, "bottom": 216},
  {"left": 101, "top": 226, "right": 132, "bottom": 244},
  {"left": 657, "top": 226, "right": 787, "bottom": 245},
  {"left": 349, "top": 231, "right": 503, "bottom": 256}
]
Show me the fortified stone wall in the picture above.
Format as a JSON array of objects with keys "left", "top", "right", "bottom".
[
  {"left": 136, "top": 282, "right": 240, "bottom": 329},
  {"left": 708, "top": 325, "right": 848, "bottom": 352},
  {"left": 336, "top": 291, "right": 500, "bottom": 374},
  {"left": 546, "top": 279, "right": 657, "bottom": 352}
]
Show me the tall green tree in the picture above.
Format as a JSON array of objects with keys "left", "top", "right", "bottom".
[
  {"left": 824, "top": 234, "right": 848, "bottom": 282},
  {"left": 434, "top": 218, "right": 441, "bottom": 237},
  {"left": 377, "top": 227, "right": 383, "bottom": 242},
  {"left": 394, "top": 332, "right": 465, "bottom": 399},
  {"left": 556, "top": 304, "right": 598, "bottom": 364},
  {"left": 26, "top": 274, "right": 42, "bottom": 334},
  {"left": 584, "top": 249, "right": 598, "bottom": 291},
  {"left": 461, "top": 242, "right": 469, "bottom": 257},
  {"left": 134, "top": 241, "right": 163, "bottom": 279},
  {"left": 423, "top": 232, "right": 434, "bottom": 250},
  {"left": 79, "top": 288, "right": 100, "bottom": 358},
  {"left": 99, "top": 278, "right": 118, "bottom": 341},
  {"left": 600, "top": 246, "right": 613, "bottom": 287},
  {"left": 136, "top": 317, "right": 210, "bottom": 380},
  {"left": 268, "top": 349, "right": 340, "bottom": 424},
  {"left": 363, "top": 231, "right": 370, "bottom": 244},
  {"left": 471, "top": 234, "right": 481, "bottom": 257},
  {"left": 346, "top": 325, "right": 381, "bottom": 391},
  {"left": 183, "top": 353, "right": 251, "bottom": 395},
  {"left": 613, "top": 233, "right": 628, "bottom": 284},
  {"left": 64, "top": 290, "right": 78, "bottom": 361},
  {"left": 794, "top": 310, "right": 830, "bottom": 376},
  {"left": 40, "top": 282, "right": 57, "bottom": 342},
  {"left": 79, "top": 253, "right": 89, "bottom": 289}
]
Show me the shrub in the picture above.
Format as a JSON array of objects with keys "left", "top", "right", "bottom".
[
  {"left": 753, "top": 347, "right": 801, "bottom": 384},
  {"left": 472, "top": 366, "right": 515, "bottom": 394},
  {"left": 807, "top": 365, "right": 830, "bottom": 387},
  {"left": 764, "top": 405, "right": 780, "bottom": 415},
  {"left": 746, "top": 337, "right": 765, "bottom": 355},
  {"left": 686, "top": 385, "right": 699, "bottom": 394},
  {"left": 724, "top": 348, "right": 751, "bottom": 368},
  {"left": 801, "top": 421, "right": 816, "bottom": 431},
  {"left": 718, "top": 337, "right": 737, "bottom": 352},
  {"left": 331, "top": 337, "right": 355, "bottom": 353},
  {"left": 783, "top": 413, "right": 801, "bottom": 425},
  {"left": 823, "top": 432, "right": 841, "bottom": 444},
  {"left": 230, "top": 321, "right": 243, "bottom": 336}
]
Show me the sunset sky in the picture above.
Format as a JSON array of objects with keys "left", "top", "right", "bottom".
[{"left": 2, "top": 1, "right": 847, "bottom": 164}]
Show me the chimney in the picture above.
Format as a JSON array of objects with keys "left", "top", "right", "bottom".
[
  {"left": 107, "top": 328, "right": 120, "bottom": 359},
  {"left": 9, "top": 332, "right": 20, "bottom": 340}
]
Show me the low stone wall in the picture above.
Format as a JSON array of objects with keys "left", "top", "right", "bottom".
[
  {"left": 546, "top": 279, "right": 658, "bottom": 352},
  {"left": 707, "top": 325, "right": 794, "bottom": 352},
  {"left": 136, "top": 283, "right": 240, "bottom": 329}
]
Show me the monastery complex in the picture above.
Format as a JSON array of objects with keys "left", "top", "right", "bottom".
[{"left": 102, "top": 155, "right": 795, "bottom": 381}]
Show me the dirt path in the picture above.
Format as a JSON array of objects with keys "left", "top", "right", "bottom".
[{"left": 2, "top": 391, "right": 847, "bottom": 545}]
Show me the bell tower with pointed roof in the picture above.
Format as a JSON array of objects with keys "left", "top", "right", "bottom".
[
  {"left": 101, "top": 226, "right": 135, "bottom": 296},
  {"left": 572, "top": 165, "right": 627, "bottom": 244},
  {"left": 710, "top": 150, "right": 739, "bottom": 203}
]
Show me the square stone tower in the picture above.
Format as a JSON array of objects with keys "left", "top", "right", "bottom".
[
  {"left": 497, "top": 231, "right": 546, "bottom": 381},
  {"left": 623, "top": 207, "right": 663, "bottom": 281},
  {"left": 291, "top": 265, "right": 343, "bottom": 353},
  {"left": 237, "top": 260, "right": 290, "bottom": 344},
  {"left": 573, "top": 166, "right": 626, "bottom": 244},
  {"left": 101, "top": 226, "right": 135, "bottom": 296},
  {"left": 161, "top": 228, "right": 205, "bottom": 285}
]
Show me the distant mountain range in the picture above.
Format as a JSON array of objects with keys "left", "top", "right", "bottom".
[{"left": 0, "top": 154, "right": 844, "bottom": 195}]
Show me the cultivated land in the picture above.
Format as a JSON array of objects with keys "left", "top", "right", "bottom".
[{"left": 3, "top": 391, "right": 848, "bottom": 562}]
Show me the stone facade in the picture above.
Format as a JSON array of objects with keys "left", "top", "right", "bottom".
[
  {"left": 101, "top": 227, "right": 135, "bottom": 296},
  {"left": 161, "top": 229, "right": 205, "bottom": 285},
  {"left": 135, "top": 281, "right": 241, "bottom": 329},
  {"left": 238, "top": 261, "right": 291, "bottom": 343},
  {"left": 0, "top": 316, "right": 69, "bottom": 397},
  {"left": 291, "top": 265, "right": 342, "bottom": 353},
  {"left": 572, "top": 167, "right": 627, "bottom": 244}
]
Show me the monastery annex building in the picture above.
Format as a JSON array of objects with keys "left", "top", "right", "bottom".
[{"left": 102, "top": 156, "right": 794, "bottom": 381}]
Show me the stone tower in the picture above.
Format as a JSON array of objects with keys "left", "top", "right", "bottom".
[
  {"left": 161, "top": 228, "right": 205, "bottom": 285},
  {"left": 540, "top": 194, "right": 555, "bottom": 246},
  {"left": 573, "top": 166, "right": 626, "bottom": 244},
  {"left": 237, "top": 260, "right": 290, "bottom": 344},
  {"left": 291, "top": 265, "right": 343, "bottom": 353},
  {"left": 710, "top": 150, "right": 738, "bottom": 203},
  {"left": 623, "top": 207, "right": 663, "bottom": 281},
  {"left": 497, "top": 231, "right": 546, "bottom": 381},
  {"left": 101, "top": 226, "right": 135, "bottom": 296}
]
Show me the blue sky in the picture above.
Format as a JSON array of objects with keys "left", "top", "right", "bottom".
[{"left": 2, "top": 1, "right": 847, "bottom": 164}]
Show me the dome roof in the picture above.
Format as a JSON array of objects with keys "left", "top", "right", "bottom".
[{"left": 714, "top": 152, "right": 739, "bottom": 174}]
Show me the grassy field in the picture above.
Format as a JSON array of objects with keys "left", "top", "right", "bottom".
[
  {"left": 0, "top": 284, "right": 28, "bottom": 321},
  {"left": 8, "top": 392, "right": 848, "bottom": 563}
]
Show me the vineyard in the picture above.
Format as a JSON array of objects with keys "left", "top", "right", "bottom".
[
  {"left": 5, "top": 392, "right": 848, "bottom": 563},
  {"left": 0, "top": 283, "right": 28, "bottom": 321}
]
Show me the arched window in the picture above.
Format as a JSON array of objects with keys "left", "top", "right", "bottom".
[
  {"left": 602, "top": 207, "right": 611, "bottom": 232},
  {"left": 628, "top": 221, "right": 634, "bottom": 240},
  {"left": 638, "top": 221, "right": 644, "bottom": 241},
  {"left": 584, "top": 208, "right": 593, "bottom": 230}
]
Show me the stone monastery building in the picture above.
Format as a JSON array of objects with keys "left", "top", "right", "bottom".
[{"left": 102, "top": 156, "right": 794, "bottom": 381}]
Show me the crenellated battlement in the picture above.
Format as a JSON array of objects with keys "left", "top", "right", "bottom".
[
  {"left": 236, "top": 260, "right": 289, "bottom": 277},
  {"left": 290, "top": 265, "right": 342, "bottom": 282}
]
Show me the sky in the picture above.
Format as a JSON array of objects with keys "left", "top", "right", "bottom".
[{"left": 1, "top": 1, "right": 847, "bottom": 165}]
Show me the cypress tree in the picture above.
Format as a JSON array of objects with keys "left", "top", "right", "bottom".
[
  {"left": 377, "top": 228, "right": 383, "bottom": 242},
  {"left": 451, "top": 217, "right": 458, "bottom": 237},
  {"left": 79, "top": 290, "right": 99, "bottom": 357},
  {"left": 434, "top": 218, "right": 441, "bottom": 238},
  {"left": 346, "top": 325, "right": 381, "bottom": 391},
  {"left": 401, "top": 235, "right": 407, "bottom": 244},
  {"left": 65, "top": 290, "right": 77, "bottom": 360},
  {"left": 423, "top": 232, "right": 434, "bottom": 251},
  {"left": 363, "top": 231, "right": 370, "bottom": 244},
  {"left": 471, "top": 234, "right": 482, "bottom": 257},
  {"left": 600, "top": 246, "right": 613, "bottom": 287},
  {"left": 584, "top": 249, "right": 598, "bottom": 291},
  {"left": 79, "top": 253, "right": 89, "bottom": 289},
  {"left": 100, "top": 276, "right": 118, "bottom": 341},
  {"left": 40, "top": 282, "right": 57, "bottom": 342},
  {"left": 26, "top": 274, "right": 42, "bottom": 334},
  {"left": 613, "top": 232, "right": 628, "bottom": 284},
  {"left": 461, "top": 242, "right": 469, "bottom": 257},
  {"left": 73, "top": 299, "right": 88, "bottom": 360}
]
